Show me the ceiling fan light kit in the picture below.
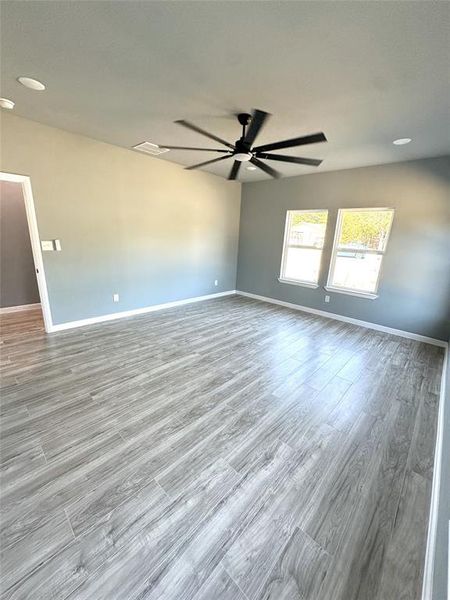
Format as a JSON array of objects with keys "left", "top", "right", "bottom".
[
  {"left": 158, "top": 109, "right": 327, "bottom": 180},
  {"left": 234, "top": 152, "right": 252, "bottom": 162}
]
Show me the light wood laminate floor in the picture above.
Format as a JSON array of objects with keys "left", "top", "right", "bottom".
[{"left": 0, "top": 297, "right": 444, "bottom": 600}]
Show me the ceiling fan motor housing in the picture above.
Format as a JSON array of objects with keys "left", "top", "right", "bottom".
[{"left": 234, "top": 139, "right": 252, "bottom": 154}]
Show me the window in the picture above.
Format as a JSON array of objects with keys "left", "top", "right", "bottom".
[
  {"left": 326, "top": 208, "right": 394, "bottom": 298},
  {"left": 280, "top": 210, "right": 328, "bottom": 287}
]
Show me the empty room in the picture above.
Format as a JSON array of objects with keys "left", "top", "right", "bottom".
[{"left": 1, "top": 2, "right": 449, "bottom": 599}]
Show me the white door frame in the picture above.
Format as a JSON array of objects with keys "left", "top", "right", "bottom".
[{"left": 1, "top": 171, "right": 53, "bottom": 332}]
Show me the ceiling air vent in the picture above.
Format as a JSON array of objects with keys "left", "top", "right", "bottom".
[{"left": 132, "top": 142, "right": 170, "bottom": 156}]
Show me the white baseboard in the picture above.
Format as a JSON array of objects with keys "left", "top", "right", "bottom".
[
  {"left": 236, "top": 290, "right": 447, "bottom": 348},
  {"left": 422, "top": 344, "right": 448, "bottom": 600},
  {"left": 0, "top": 303, "right": 41, "bottom": 314},
  {"left": 49, "top": 291, "right": 237, "bottom": 332}
]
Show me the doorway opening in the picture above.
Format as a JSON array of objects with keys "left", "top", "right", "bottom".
[{"left": 0, "top": 172, "right": 52, "bottom": 332}]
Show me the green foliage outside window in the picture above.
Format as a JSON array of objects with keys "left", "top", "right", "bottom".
[
  {"left": 292, "top": 212, "right": 327, "bottom": 226},
  {"left": 340, "top": 211, "right": 393, "bottom": 249},
  {"left": 291, "top": 209, "right": 392, "bottom": 250}
]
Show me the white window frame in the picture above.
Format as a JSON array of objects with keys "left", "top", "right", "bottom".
[
  {"left": 279, "top": 209, "right": 328, "bottom": 289},
  {"left": 326, "top": 207, "right": 394, "bottom": 300}
]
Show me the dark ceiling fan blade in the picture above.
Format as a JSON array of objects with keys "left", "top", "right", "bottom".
[
  {"left": 244, "top": 109, "right": 271, "bottom": 147},
  {"left": 256, "top": 153, "right": 322, "bottom": 167},
  {"left": 185, "top": 155, "right": 232, "bottom": 171},
  {"left": 228, "top": 161, "right": 241, "bottom": 180},
  {"left": 250, "top": 157, "right": 281, "bottom": 179},
  {"left": 159, "top": 146, "right": 231, "bottom": 152},
  {"left": 175, "top": 120, "right": 235, "bottom": 150},
  {"left": 254, "top": 132, "right": 327, "bottom": 153}
]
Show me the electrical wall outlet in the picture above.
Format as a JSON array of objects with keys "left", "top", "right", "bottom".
[
  {"left": 325, "top": 295, "right": 330, "bottom": 303},
  {"left": 214, "top": 280, "right": 218, "bottom": 286},
  {"left": 113, "top": 293, "right": 119, "bottom": 302}
]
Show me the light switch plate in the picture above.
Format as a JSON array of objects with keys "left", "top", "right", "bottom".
[
  {"left": 54, "top": 239, "right": 62, "bottom": 251},
  {"left": 41, "top": 240, "right": 54, "bottom": 251}
]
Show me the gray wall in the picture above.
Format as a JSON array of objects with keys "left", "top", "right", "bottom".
[
  {"left": 1, "top": 114, "right": 241, "bottom": 325},
  {"left": 433, "top": 343, "right": 450, "bottom": 600},
  {"left": 237, "top": 156, "right": 450, "bottom": 341},
  {"left": 0, "top": 180, "right": 40, "bottom": 308}
]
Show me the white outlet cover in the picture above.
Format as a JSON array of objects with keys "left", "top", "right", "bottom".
[
  {"left": 325, "top": 295, "right": 330, "bottom": 303},
  {"left": 214, "top": 280, "right": 218, "bottom": 286},
  {"left": 113, "top": 294, "right": 119, "bottom": 302}
]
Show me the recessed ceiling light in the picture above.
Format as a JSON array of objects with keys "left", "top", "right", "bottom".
[
  {"left": 0, "top": 98, "right": 15, "bottom": 110},
  {"left": 246, "top": 166, "right": 257, "bottom": 171},
  {"left": 393, "top": 138, "right": 412, "bottom": 145},
  {"left": 17, "top": 76, "right": 46, "bottom": 91}
]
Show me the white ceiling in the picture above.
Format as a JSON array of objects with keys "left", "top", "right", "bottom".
[{"left": 1, "top": 1, "right": 449, "bottom": 182}]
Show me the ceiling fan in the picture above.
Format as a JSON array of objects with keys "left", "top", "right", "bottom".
[{"left": 159, "top": 109, "right": 327, "bottom": 180}]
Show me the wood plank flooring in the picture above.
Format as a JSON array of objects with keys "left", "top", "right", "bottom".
[{"left": 0, "top": 296, "right": 444, "bottom": 600}]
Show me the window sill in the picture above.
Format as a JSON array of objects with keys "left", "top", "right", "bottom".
[
  {"left": 325, "top": 286, "right": 378, "bottom": 300},
  {"left": 278, "top": 278, "right": 319, "bottom": 289}
]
